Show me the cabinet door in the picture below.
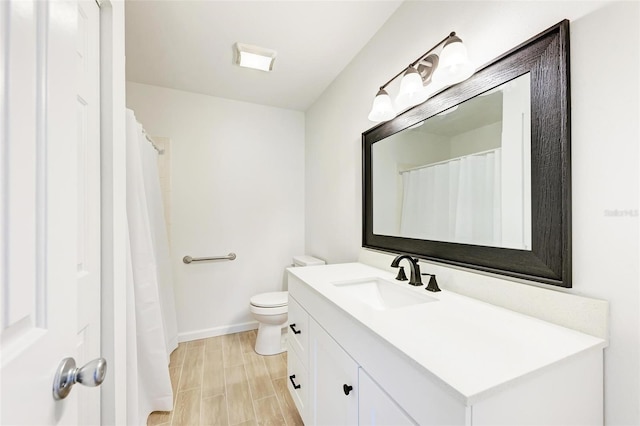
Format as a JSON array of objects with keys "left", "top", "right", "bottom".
[
  {"left": 310, "top": 319, "right": 358, "bottom": 425},
  {"left": 359, "top": 369, "right": 417, "bottom": 425}
]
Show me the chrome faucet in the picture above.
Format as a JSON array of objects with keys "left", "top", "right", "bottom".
[{"left": 390, "top": 255, "right": 423, "bottom": 286}]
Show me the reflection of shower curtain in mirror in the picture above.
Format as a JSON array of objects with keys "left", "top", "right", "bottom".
[{"left": 400, "top": 149, "right": 501, "bottom": 246}]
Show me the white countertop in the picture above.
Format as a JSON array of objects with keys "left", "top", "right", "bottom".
[{"left": 288, "top": 262, "right": 607, "bottom": 404}]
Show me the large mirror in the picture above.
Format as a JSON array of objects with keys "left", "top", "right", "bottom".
[
  {"left": 373, "top": 73, "right": 532, "bottom": 249},
  {"left": 363, "top": 21, "right": 571, "bottom": 287}
]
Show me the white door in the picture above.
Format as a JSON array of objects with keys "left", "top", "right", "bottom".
[{"left": 0, "top": 0, "right": 102, "bottom": 424}]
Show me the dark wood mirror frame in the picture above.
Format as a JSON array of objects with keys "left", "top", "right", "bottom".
[{"left": 363, "top": 20, "right": 571, "bottom": 287}]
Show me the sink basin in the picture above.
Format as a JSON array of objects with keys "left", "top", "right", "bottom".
[{"left": 332, "top": 277, "right": 437, "bottom": 311}]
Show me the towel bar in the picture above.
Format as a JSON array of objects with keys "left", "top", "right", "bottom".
[{"left": 183, "top": 253, "right": 236, "bottom": 264}]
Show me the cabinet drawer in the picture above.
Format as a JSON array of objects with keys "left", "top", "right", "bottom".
[
  {"left": 287, "top": 343, "right": 308, "bottom": 422},
  {"left": 288, "top": 295, "right": 309, "bottom": 364}
]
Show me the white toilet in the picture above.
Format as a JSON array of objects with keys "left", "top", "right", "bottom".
[{"left": 250, "top": 255, "right": 325, "bottom": 355}]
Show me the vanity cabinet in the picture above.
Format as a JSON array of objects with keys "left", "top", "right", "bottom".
[
  {"left": 359, "top": 369, "right": 415, "bottom": 426},
  {"left": 288, "top": 290, "right": 448, "bottom": 425},
  {"left": 287, "top": 264, "right": 606, "bottom": 426},
  {"left": 288, "top": 293, "right": 360, "bottom": 425},
  {"left": 288, "top": 293, "right": 411, "bottom": 425}
]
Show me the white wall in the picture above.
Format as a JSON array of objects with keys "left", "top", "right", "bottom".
[
  {"left": 126, "top": 82, "right": 305, "bottom": 340},
  {"left": 305, "top": 2, "right": 639, "bottom": 424},
  {"left": 448, "top": 121, "right": 501, "bottom": 158}
]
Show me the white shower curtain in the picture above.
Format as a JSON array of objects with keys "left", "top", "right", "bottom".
[
  {"left": 125, "top": 109, "right": 179, "bottom": 425},
  {"left": 400, "top": 149, "right": 501, "bottom": 246}
]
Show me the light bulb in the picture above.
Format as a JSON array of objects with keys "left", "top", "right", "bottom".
[
  {"left": 395, "top": 67, "right": 425, "bottom": 109},
  {"left": 367, "top": 89, "right": 396, "bottom": 122},
  {"left": 433, "top": 36, "right": 475, "bottom": 85}
]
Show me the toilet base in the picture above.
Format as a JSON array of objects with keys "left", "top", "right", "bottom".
[{"left": 255, "top": 322, "right": 286, "bottom": 355}]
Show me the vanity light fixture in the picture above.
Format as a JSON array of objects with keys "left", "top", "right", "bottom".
[
  {"left": 368, "top": 32, "right": 474, "bottom": 123},
  {"left": 234, "top": 42, "right": 277, "bottom": 72}
]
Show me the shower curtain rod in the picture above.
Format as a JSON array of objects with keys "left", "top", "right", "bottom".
[{"left": 398, "top": 147, "right": 500, "bottom": 174}]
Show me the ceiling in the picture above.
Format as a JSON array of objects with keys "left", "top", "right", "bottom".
[{"left": 125, "top": 1, "right": 403, "bottom": 111}]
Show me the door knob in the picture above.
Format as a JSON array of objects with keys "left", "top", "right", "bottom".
[{"left": 53, "top": 357, "right": 107, "bottom": 400}]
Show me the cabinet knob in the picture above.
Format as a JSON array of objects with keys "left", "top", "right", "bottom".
[
  {"left": 289, "top": 324, "right": 301, "bottom": 334},
  {"left": 343, "top": 384, "right": 353, "bottom": 395}
]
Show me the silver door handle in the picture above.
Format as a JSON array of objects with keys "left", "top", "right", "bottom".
[{"left": 52, "top": 357, "right": 107, "bottom": 400}]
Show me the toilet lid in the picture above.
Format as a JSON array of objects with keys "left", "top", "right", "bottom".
[{"left": 250, "top": 291, "right": 288, "bottom": 308}]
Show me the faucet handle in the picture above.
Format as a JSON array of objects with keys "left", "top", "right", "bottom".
[
  {"left": 395, "top": 266, "right": 408, "bottom": 281},
  {"left": 422, "top": 273, "right": 441, "bottom": 292}
]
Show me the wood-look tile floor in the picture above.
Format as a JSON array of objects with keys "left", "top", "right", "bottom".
[{"left": 147, "top": 330, "right": 304, "bottom": 426}]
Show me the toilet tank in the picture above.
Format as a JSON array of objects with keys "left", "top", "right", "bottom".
[{"left": 292, "top": 255, "right": 325, "bottom": 267}]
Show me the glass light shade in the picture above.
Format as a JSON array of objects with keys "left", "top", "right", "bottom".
[
  {"left": 432, "top": 36, "right": 475, "bottom": 85},
  {"left": 395, "top": 67, "right": 424, "bottom": 109},
  {"left": 395, "top": 86, "right": 430, "bottom": 111},
  {"left": 367, "top": 89, "right": 396, "bottom": 122},
  {"left": 440, "top": 37, "right": 468, "bottom": 68}
]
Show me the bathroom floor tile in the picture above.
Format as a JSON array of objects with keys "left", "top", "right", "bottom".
[
  {"left": 188, "top": 338, "right": 207, "bottom": 347},
  {"left": 200, "top": 394, "right": 228, "bottom": 426},
  {"left": 202, "top": 348, "right": 225, "bottom": 398},
  {"left": 253, "top": 396, "right": 285, "bottom": 425},
  {"left": 178, "top": 345, "right": 204, "bottom": 391},
  {"left": 263, "top": 353, "right": 287, "bottom": 380},
  {"left": 148, "top": 330, "right": 302, "bottom": 426},
  {"left": 172, "top": 388, "right": 201, "bottom": 426},
  {"left": 244, "top": 360, "right": 276, "bottom": 400},
  {"left": 205, "top": 335, "right": 224, "bottom": 352},
  {"left": 222, "top": 333, "right": 245, "bottom": 368},
  {"left": 225, "top": 365, "right": 255, "bottom": 425},
  {"left": 272, "top": 378, "right": 304, "bottom": 426},
  {"left": 147, "top": 410, "right": 171, "bottom": 426},
  {"left": 169, "top": 366, "right": 181, "bottom": 404},
  {"left": 242, "top": 348, "right": 265, "bottom": 365}
]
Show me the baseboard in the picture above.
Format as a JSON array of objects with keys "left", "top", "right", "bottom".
[{"left": 177, "top": 321, "right": 259, "bottom": 343}]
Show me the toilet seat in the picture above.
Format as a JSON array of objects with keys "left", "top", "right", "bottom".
[
  {"left": 249, "top": 304, "right": 287, "bottom": 316},
  {"left": 250, "top": 291, "right": 288, "bottom": 308}
]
